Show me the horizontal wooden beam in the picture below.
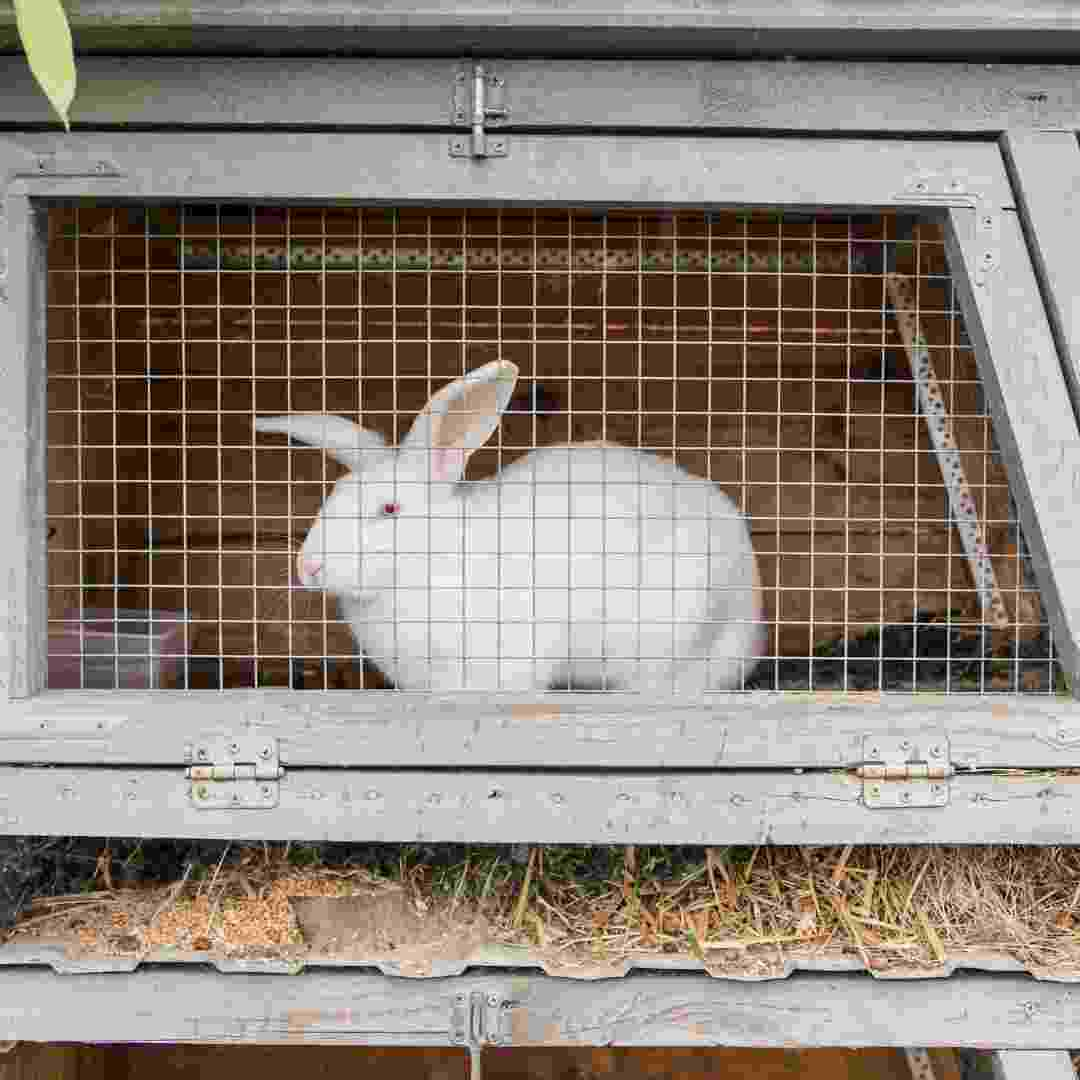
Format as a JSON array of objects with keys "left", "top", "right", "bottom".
[
  {"left": 0, "top": 966, "right": 1077, "bottom": 1047},
  {"left": 0, "top": 57, "right": 1076, "bottom": 132},
  {"left": 1, "top": 766, "right": 1079, "bottom": 844},
  {"left": 3, "top": 3, "right": 1080, "bottom": 59},
  {"left": 3, "top": 691, "right": 1080, "bottom": 770}
]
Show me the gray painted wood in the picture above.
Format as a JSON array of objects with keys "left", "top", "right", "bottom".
[
  {"left": 3, "top": 691, "right": 1080, "bottom": 769},
  {"left": 0, "top": 967, "right": 1078, "bottom": 1047},
  {"left": 6, "top": 133, "right": 1077, "bottom": 777},
  {"left": 0, "top": 59, "right": 1078, "bottom": 133},
  {"left": 1, "top": 132, "right": 1016, "bottom": 210},
  {"left": 2, "top": 2, "right": 1080, "bottom": 59},
  {"left": 1, "top": 766, "right": 1079, "bottom": 844},
  {"left": 1001, "top": 131, "right": 1080, "bottom": 418},
  {"left": 0, "top": 144, "right": 48, "bottom": 703},
  {"left": 945, "top": 208, "right": 1080, "bottom": 695},
  {"left": 993, "top": 1052, "right": 1077, "bottom": 1080}
]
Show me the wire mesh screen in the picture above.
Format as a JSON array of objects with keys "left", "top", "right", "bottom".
[{"left": 45, "top": 204, "right": 1060, "bottom": 694}]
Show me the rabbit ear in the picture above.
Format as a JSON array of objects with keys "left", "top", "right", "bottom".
[
  {"left": 399, "top": 360, "right": 519, "bottom": 483},
  {"left": 253, "top": 415, "right": 386, "bottom": 472}
]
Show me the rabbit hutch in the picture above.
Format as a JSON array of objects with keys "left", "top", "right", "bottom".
[{"left": 5, "top": 3, "right": 1080, "bottom": 1076}]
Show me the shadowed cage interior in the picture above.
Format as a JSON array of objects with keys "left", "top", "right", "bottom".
[{"left": 43, "top": 205, "right": 1059, "bottom": 692}]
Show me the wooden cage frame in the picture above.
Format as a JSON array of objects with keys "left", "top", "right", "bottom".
[{"left": 4, "top": 13, "right": 1080, "bottom": 1058}]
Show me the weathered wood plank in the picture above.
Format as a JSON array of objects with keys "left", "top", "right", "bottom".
[
  {"left": 0, "top": 1043, "right": 82, "bottom": 1080},
  {"left": 0, "top": 766, "right": 1076, "bottom": 844},
  {"left": 0, "top": 966, "right": 1078, "bottom": 1047},
  {"left": 0, "top": 150, "right": 48, "bottom": 702},
  {"left": 1001, "top": 131, "right": 1080, "bottom": 415},
  {"left": 945, "top": 208, "right": 1080, "bottom": 694},
  {"left": 2, "top": 3, "right": 1080, "bottom": 59},
  {"left": 0, "top": 59, "right": 1078, "bottom": 132},
  {"left": 2, "top": 692, "right": 1080, "bottom": 769},
  {"left": 992, "top": 1051, "right": 1078, "bottom": 1080},
  {"left": 2, "top": 132, "right": 1015, "bottom": 211}
]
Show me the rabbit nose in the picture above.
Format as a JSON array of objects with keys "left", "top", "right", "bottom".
[{"left": 299, "top": 555, "right": 322, "bottom": 581}]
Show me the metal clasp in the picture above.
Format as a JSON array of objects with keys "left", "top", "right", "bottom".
[{"left": 451, "top": 64, "right": 509, "bottom": 158}]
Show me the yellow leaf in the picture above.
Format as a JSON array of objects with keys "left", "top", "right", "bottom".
[{"left": 14, "top": 0, "right": 76, "bottom": 131}]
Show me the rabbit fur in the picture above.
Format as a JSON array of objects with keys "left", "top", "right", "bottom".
[{"left": 254, "top": 359, "right": 765, "bottom": 693}]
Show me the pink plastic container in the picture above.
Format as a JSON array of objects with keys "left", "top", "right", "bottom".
[{"left": 48, "top": 609, "right": 191, "bottom": 690}]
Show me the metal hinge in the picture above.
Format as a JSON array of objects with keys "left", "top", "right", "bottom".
[
  {"left": 186, "top": 736, "right": 282, "bottom": 809},
  {"left": 451, "top": 991, "right": 514, "bottom": 1080},
  {"left": 893, "top": 173, "right": 1000, "bottom": 287},
  {"left": 451, "top": 63, "right": 508, "bottom": 159},
  {"left": 451, "top": 991, "right": 513, "bottom": 1047},
  {"left": 856, "top": 735, "right": 952, "bottom": 809}
]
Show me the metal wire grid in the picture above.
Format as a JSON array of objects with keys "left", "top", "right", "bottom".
[{"left": 44, "top": 205, "right": 1059, "bottom": 693}]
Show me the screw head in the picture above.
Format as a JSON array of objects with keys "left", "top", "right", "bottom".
[
  {"left": 197, "top": 747, "right": 209, "bottom": 760},
  {"left": 260, "top": 746, "right": 272, "bottom": 759}
]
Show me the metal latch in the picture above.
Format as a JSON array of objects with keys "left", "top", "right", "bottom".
[
  {"left": 186, "top": 736, "right": 282, "bottom": 809},
  {"left": 857, "top": 735, "right": 952, "bottom": 809},
  {"left": 451, "top": 992, "right": 514, "bottom": 1080},
  {"left": 451, "top": 64, "right": 508, "bottom": 158}
]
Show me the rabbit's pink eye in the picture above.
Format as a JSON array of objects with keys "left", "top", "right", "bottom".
[{"left": 382, "top": 502, "right": 400, "bottom": 516}]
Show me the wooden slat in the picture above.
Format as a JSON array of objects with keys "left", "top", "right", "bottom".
[
  {"left": 0, "top": 766, "right": 1078, "bottom": 844},
  {"left": 1001, "top": 131, "right": 1080, "bottom": 417},
  {"left": 0, "top": 59, "right": 1078, "bottom": 132},
  {"left": 945, "top": 207, "right": 1080, "bottom": 692},
  {"left": 2, "top": 133, "right": 1016, "bottom": 214},
  {"left": 1, "top": 691, "right": 1080, "bottom": 769},
  {"left": 0, "top": 967, "right": 1077, "bottom": 1047},
  {"left": 116, "top": 1045, "right": 916, "bottom": 1080},
  {"left": 0, "top": 152, "right": 49, "bottom": 701},
  {"left": 2, "top": 3, "right": 1080, "bottom": 59}
]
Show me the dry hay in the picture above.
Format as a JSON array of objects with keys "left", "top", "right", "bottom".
[{"left": 12, "top": 840, "right": 1080, "bottom": 980}]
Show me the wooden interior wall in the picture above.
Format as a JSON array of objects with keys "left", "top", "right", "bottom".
[
  {"left": 44, "top": 206, "right": 1045, "bottom": 688},
  {"left": 0, "top": 1042, "right": 965, "bottom": 1080}
]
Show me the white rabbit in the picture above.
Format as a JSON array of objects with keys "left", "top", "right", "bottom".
[{"left": 254, "top": 359, "right": 765, "bottom": 694}]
